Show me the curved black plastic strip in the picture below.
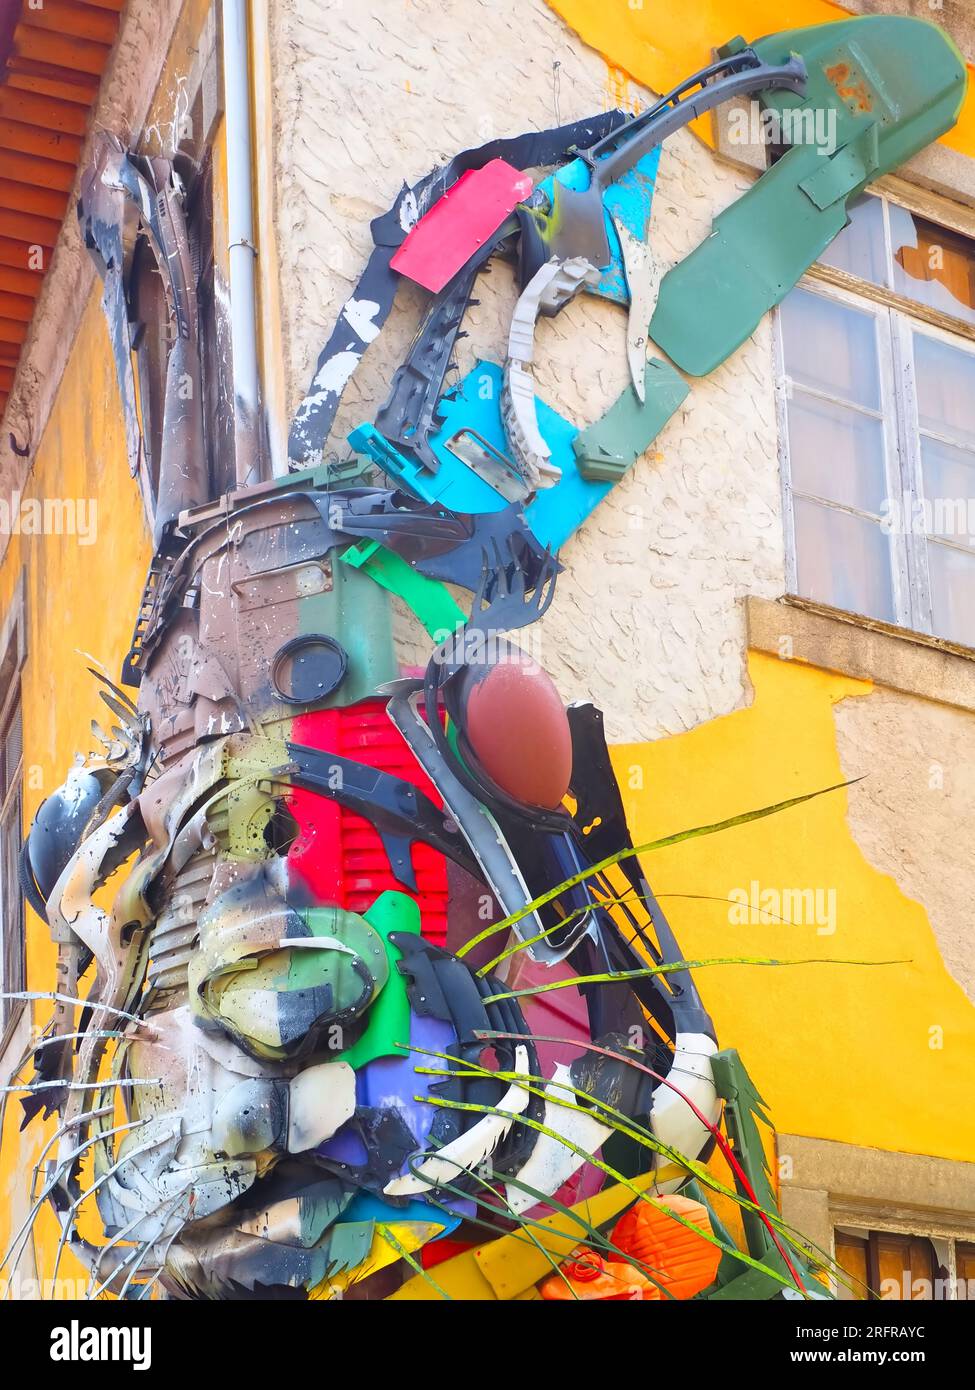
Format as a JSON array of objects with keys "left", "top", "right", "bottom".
[
  {"left": 270, "top": 634, "right": 348, "bottom": 705},
  {"left": 338, "top": 491, "right": 558, "bottom": 596},
  {"left": 518, "top": 50, "right": 807, "bottom": 281},
  {"left": 566, "top": 702, "right": 715, "bottom": 1039},
  {"left": 374, "top": 225, "right": 515, "bottom": 474},
  {"left": 285, "top": 743, "right": 484, "bottom": 893}
]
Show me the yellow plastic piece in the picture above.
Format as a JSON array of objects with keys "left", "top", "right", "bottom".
[
  {"left": 388, "top": 1165, "right": 686, "bottom": 1300},
  {"left": 309, "top": 1221, "right": 442, "bottom": 1300}
]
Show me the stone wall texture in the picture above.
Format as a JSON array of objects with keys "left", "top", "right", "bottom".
[
  {"left": 269, "top": 0, "right": 787, "bottom": 743},
  {"left": 836, "top": 686, "right": 975, "bottom": 1003}
]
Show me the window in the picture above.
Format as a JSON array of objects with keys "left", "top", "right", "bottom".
[
  {"left": 777, "top": 192, "right": 975, "bottom": 649},
  {"left": 834, "top": 1225, "right": 975, "bottom": 1301},
  {"left": 0, "top": 584, "right": 25, "bottom": 1044}
]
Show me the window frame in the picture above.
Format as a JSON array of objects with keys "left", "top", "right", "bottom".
[
  {"left": 833, "top": 1219, "right": 975, "bottom": 1302},
  {"left": 896, "top": 311, "right": 975, "bottom": 640},
  {"left": 776, "top": 189, "right": 975, "bottom": 650}
]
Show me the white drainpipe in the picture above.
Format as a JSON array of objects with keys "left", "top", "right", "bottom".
[{"left": 221, "top": 0, "right": 263, "bottom": 486}]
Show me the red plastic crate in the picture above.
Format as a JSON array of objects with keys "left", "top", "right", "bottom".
[{"left": 287, "top": 699, "right": 449, "bottom": 945}]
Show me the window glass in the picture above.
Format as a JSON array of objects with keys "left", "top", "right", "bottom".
[
  {"left": 914, "top": 332, "right": 975, "bottom": 447},
  {"left": 820, "top": 194, "right": 888, "bottom": 286},
  {"left": 891, "top": 207, "right": 975, "bottom": 326},
  {"left": 919, "top": 437, "right": 975, "bottom": 545},
  {"left": 781, "top": 288, "right": 881, "bottom": 409},
  {"left": 793, "top": 498, "right": 895, "bottom": 623},
  {"left": 784, "top": 202, "right": 975, "bottom": 650},
  {"left": 787, "top": 392, "right": 888, "bottom": 514},
  {"left": 927, "top": 541, "right": 975, "bottom": 647}
]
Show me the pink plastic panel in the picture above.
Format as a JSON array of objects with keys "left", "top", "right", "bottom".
[{"left": 391, "top": 158, "right": 534, "bottom": 293}]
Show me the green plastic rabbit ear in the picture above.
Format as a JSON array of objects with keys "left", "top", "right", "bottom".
[{"left": 650, "top": 15, "right": 968, "bottom": 377}]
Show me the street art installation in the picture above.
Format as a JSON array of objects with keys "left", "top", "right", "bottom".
[{"left": 5, "top": 15, "right": 965, "bottom": 1299}]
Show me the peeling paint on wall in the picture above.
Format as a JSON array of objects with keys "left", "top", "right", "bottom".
[{"left": 618, "top": 651, "right": 975, "bottom": 1162}]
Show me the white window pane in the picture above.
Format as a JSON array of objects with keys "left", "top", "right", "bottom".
[
  {"left": 919, "top": 437, "right": 975, "bottom": 544},
  {"left": 927, "top": 541, "right": 975, "bottom": 646},
  {"left": 781, "top": 288, "right": 881, "bottom": 409},
  {"left": 793, "top": 497, "right": 895, "bottom": 622},
  {"left": 914, "top": 333, "right": 975, "bottom": 446},
  {"left": 890, "top": 206, "right": 975, "bottom": 327},
  {"left": 820, "top": 195, "right": 887, "bottom": 286},
  {"left": 788, "top": 389, "right": 888, "bottom": 514}
]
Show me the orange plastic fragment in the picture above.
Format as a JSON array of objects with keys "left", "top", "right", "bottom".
[
  {"left": 610, "top": 1194, "right": 721, "bottom": 1300},
  {"left": 539, "top": 1246, "right": 659, "bottom": 1301}
]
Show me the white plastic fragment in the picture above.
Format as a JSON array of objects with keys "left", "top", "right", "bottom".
[{"left": 501, "top": 256, "right": 599, "bottom": 489}]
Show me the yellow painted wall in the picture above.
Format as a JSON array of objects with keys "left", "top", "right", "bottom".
[
  {"left": 544, "top": 0, "right": 975, "bottom": 1172},
  {"left": 617, "top": 652, "right": 975, "bottom": 1164},
  {"left": 0, "top": 288, "right": 151, "bottom": 1290},
  {"left": 546, "top": 0, "right": 975, "bottom": 157},
  {"left": 0, "top": 0, "right": 226, "bottom": 1291}
]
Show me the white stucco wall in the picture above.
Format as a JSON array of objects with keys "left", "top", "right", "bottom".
[{"left": 269, "top": 0, "right": 787, "bottom": 742}]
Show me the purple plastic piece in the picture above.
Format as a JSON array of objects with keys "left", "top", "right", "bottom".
[{"left": 318, "top": 1013, "right": 454, "bottom": 1175}]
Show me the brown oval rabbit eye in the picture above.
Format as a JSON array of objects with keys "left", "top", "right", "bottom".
[{"left": 463, "top": 657, "right": 572, "bottom": 809}]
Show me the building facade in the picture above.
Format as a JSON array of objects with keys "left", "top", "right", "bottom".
[{"left": 0, "top": 0, "right": 973, "bottom": 1299}]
